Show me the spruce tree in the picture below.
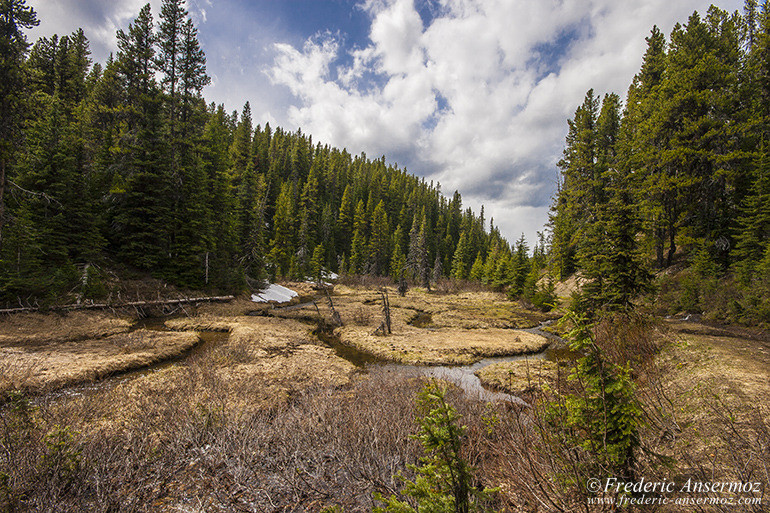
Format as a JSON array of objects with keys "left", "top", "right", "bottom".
[
  {"left": 369, "top": 200, "right": 390, "bottom": 275},
  {"left": 451, "top": 230, "right": 470, "bottom": 280},
  {"left": 0, "top": 0, "right": 38, "bottom": 250}
]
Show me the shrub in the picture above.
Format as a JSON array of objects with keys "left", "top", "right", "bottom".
[{"left": 374, "top": 380, "right": 497, "bottom": 512}]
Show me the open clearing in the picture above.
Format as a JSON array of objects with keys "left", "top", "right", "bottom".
[
  {"left": 2, "top": 286, "right": 555, "bottom": 396},
  {"left": 275, "top": 285, "right": 553, "bottom": 365},
  {"left": 1, "top": 285, "right": 769, "bottom": 511}
]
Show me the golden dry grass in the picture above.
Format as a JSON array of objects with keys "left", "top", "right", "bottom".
[
  {"left": 335, "top": 325, "right": 549, "bottom": 365},
  {"left": 0, "top": 296, "right": 357, "bottom": 397},
  {"left": 138, "top": 311, "right": 356, "bottom": 412},
  {"left": 659, "top": 320, "right": 770, "bottom": 412},
  {"left": 646, "top": 319, "right": 770, "bottom": 487},
  {"left": 0, "top": 311, "right": 130, "bottom": 346},
  {"left": 475, "top": 359, "right": 561, "bottom": 393},
  {"left": 0, "top": 286, "right": 549, "bottom": 399},
  {"left": 331, "top": 285, "right": 549, "bottom": 329},
  {"left": 308, "top": 286, "right": 552, "bottom": 364},
  {"left": 0, "top": 329, "right": 199, "bottom": 393},
  {"left": 657, "top": 321, "right": 770, "bottom": 431}
]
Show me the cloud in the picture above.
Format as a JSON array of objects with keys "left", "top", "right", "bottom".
[
  {"left": 25, "top": 0, "right": 743, "bottom": 245},
  {"left": 28, "top": 0, "right": 163, "bottom": 63},
  {"left": 268, "top": 0, "right": 741, "bottom": 244}
]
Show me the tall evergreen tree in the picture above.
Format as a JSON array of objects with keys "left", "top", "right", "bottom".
[
  {"left": 0, "top": 0, "right": 38, "bottom": 250},
  {"left": 451, "top": 230, "right": 470, "bottom": 280},
  {"left": 369, "top": 200, "right": 390, "bottom": 275}
]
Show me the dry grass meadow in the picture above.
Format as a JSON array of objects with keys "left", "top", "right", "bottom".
[{"left": 1, "top": 284, "right": 768, "bottom": 511}]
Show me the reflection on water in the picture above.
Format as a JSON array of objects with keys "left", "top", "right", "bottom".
[
  {"left": 372, "top": 357, "right": 535, "bottom": 404},
  {"left": 345, "top": 319, "right": 577, "bottom": 404}
]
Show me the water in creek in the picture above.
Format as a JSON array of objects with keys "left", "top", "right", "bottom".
[
  {"left": 318, "top": 320, "right": 574, "bottom": 404},
  {"left": 47, "top": 316, "right": 573, "bottom": 404}
]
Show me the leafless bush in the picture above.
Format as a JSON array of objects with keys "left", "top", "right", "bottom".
[
  {"left": 351, "top": 306, "right": 372, "bottom": 326},
  {"left": 1, "top": 367, "right": 445, "bottom": 511},
  {"left": 432, "top": 278, "right": 493, "bottom": 295},
  {"left": 338, "top": 274, "right": 394, "bottom": 289}
]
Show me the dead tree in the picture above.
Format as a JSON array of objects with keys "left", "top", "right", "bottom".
[
  {"left": 398, "top": 274, "right": 408, "bottom": 297},
  {"left": 324, "top": 287, "right": 342, "bottom": 327},
  {"left": 373, "top": 288, "right": 392, "bottom": 336}
]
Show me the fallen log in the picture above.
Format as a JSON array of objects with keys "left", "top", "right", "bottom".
[{"left": 0, "top": 295, "right": 235, "bottom": 315}]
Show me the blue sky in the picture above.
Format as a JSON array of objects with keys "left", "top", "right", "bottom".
[{"left": 28, "top": 0, "right": 743, "bottom": 245}]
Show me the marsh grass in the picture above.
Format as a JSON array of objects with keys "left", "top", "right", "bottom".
[{"left": 0, "top": 365, "right": 507, "bottom": 512}]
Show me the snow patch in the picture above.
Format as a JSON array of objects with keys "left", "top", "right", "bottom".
[{"left": 251, "top": 284, "right": 299, "bottom": 303}]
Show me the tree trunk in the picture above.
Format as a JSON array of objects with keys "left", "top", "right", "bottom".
[
  {"left": 0, "top": 158, "right": 5, "bottom": 251},
  {"left": 666, "top": 226, "right": 676, "bottom": 267}
]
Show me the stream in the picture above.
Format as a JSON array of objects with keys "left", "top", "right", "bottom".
[
  {"left": 318, "top": 319, "right": 573, "bottom": 404},
  {"left": 46, "top": 315, "right": 572, "bottom": 404}
]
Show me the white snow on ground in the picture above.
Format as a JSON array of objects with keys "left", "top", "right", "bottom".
[{"left": 251, "top": 284, "right": 299, "bottom": 303}]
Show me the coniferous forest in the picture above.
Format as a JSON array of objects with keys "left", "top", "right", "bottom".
[
  {"left": 1, "top": 0, "right": 769, "bottom": 327},
  {"left": 2, "top": 2, "right": 770, "bottom": 511},
  {"left": 550, "top": 3, "right": 770, "bottom": 324},
  {"left": 0, "top": 0, "right": 545, "bottom": 308}
]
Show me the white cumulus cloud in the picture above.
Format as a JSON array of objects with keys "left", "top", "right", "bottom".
[{"left": 268, "top": 0, "right": 741, "bottom": 244}]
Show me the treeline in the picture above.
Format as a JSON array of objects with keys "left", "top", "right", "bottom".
[
  {"left": 550, "top": 3, "right": 770, "bottom": 321},
  {"left": 0, "top": 0, "right": 551, "bottom": 305}
]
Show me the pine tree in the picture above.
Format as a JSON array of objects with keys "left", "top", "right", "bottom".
[
  {"left": 0, "top": 0, "right": 39, "bottom": 250},
  {"left": 469, "top": 252, "right": 484, "bottom": 281},
  {"left": 269, "top": 181, "right": 295, "bottom": 276},
  {"left": 734, "top": 147, "right": 770, "bottom": 281},
  {"left": 408, "top": 214, "right": 430, "bottom": 286},
  {"left": 390, "top": 225, "right": 407, "bottom": 280},
  {"left": 111, "top": 5, "right": 174, "bottom": 272},
  {"left": 200, "top": 104, "right": 240, "bottom": 289},
  {"left": 337, "top": 183, "right": 354, "bottom": 249},
  {"left": 156, "top": 0, "right": 186, "bottom": 138},
  {"left": 508, "top": 234, "right": 529, "bottom": 297},
  {"left": 451, "top": 230, "right": 470, "bottom": 280},
  {"left": 369, "top": 200, "right": 390, "bottom": 275},
  {"left": 310, "top": 243, "right": 325, "bottom": 282},
  {"left": 547, "top": 313, "right": 642, "bottom": 480},
  {"left": 374, "top": 381, "right": 496, "bottom": 512},
  {"left": 432, "top": 252, "right": 443, "bottom": 283},
  {"left": 550, "top": 89, "right": 599, "bottom": 279}
]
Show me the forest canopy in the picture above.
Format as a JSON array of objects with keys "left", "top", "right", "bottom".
[
  {"left": 549, "top": 2, "right": 770, "bottom": 321},
  {"left": 0, "top": 0, "right": 536, "bottom": 305}
]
